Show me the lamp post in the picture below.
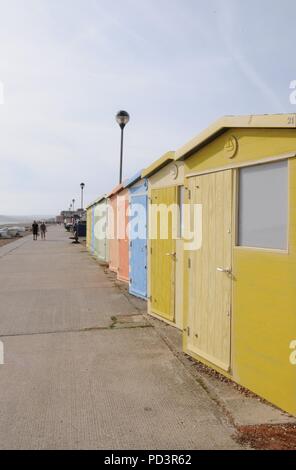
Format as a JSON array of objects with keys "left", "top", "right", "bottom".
[
  {"left": 80, "top": 183, "right": 85, "bottom": 210},
  {"left": 72, "top": 199, "right": 75, "bottom": 212},
  {"left": 116, "top": 110, "right": 130, "bottom": 184}
]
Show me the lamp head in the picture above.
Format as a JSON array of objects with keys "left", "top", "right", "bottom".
[{"left": 116, "top": 110, "right": 130, "bottom": 129}]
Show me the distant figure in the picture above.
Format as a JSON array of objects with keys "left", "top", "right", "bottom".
[
  {"left": 40, "top": 222, "right": 47, "bottom": 240},
  {"left": 32, "top": 221, "right": 39, "bottom": 241}
]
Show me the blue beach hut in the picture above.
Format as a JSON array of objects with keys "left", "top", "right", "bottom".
[{"left": 124, "top": 171, "right": 148, "bottom": 300}]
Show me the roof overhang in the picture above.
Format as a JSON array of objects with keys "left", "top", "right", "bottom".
[
  {"left": 123, "top": 170, "right": 143, "bottom": 189},
  {"left": 175, "top": 114, "right": 296, "bottom": 161},
  {"left": 107, "top": 183, "right": 124, "bottom": 198},
  {"left": 142, "top": 151, "right": 175, "bottom": 178},
  {"left": 86, "top": 194, "right": 108, "bottom": 210}
]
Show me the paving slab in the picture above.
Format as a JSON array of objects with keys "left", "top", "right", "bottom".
[
  {"left": 0, "top": 328, "right": 240, "bottom": 450},
  {"left": 0, "top": 226, "right": 242, "bottom": 449},
  {"left": 0, "top": 230, "right": 138, "bottom": 336}
]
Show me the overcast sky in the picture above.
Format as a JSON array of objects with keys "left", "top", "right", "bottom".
[{"left": 0, "top": 0, "right": 295, "bottom": 215}]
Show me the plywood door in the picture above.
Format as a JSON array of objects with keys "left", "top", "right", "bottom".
[
  {"left": 86, "top": 209, "right": 92, "bottom": 250},
  {"left": 95, "top": 200, "right": 108, "bottom": 262},
  {"left": 102, "top": 200, "right": 109, "bottom": 262},
  {"left": 187, "top": 170, "right": 232, "bottom": 371},
  {"left": 93, "top": 205, "right": 99, "bottom": 259},
  {"left": 91, "top": 207, "right": 95, "bottom": 253},
  {"left": 118, "top": 200, "right": 129, "bottom": 282},
  {"left": 108, "top": 196, "right": 118, "bottom": 273},
  {"left": 150, "top": 186, "right": 177, "bottom": 322},
  {"left": 130, "top": 193, "right": 147, "bottom": 298},
  {"left": 118, "top": 193, "right": 129, "bottom": 282}
]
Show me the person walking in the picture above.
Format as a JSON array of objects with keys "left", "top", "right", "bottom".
[
  {"left": 32, "top": 221, "right": 39, "bottom": 241},
  {"left": 40, "top": 222, "right": 47, "bottom": 240}
]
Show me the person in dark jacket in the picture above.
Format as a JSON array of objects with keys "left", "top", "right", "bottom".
[{"left": 32, "top": 221, "right": 39, "bottom": 241}]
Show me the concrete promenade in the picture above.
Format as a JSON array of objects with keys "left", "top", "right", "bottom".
[{"left": 0, "top": 226, "right": 241, "bottom": 449}]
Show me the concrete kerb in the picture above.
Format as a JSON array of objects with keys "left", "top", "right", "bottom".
[{"left": 143, "top": 315, "right": 296, "bottom": 429}]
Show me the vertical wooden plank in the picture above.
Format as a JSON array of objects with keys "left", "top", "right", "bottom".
[
  {"left": 150, "top": 186, "right": 177, "bottom": 321},
  {"left": 108, "top": 195, "right": 119, "bottom": 273},
  {"left": 118, "top": 190, "right": 129, "bottom": 283},
  {"left": 187, "top": 170, "right": 232, "bottom": 371},
  {"left": 129, "top": 186, "right": 148, "bottom": 299}
]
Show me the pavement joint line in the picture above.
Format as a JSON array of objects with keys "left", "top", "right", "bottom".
[
  {"left": 0, "top": 323, "right": 153, "bottom": 339},
  {"left": 0, "top": 285, "right": 124, "bottom": 294}
]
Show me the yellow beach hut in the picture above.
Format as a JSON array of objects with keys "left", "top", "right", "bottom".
[
  {"left": 86, "top": 201, "right": 95, "bottom": 253},
  {"left": 93, "top": 195, "right": 109, "bottom": 264},
  {"left": 142, "top": 151, "right": 184, "bottom": 330},
  {"left": 175, "top": 114, "right": 296, "bottom": 416}
]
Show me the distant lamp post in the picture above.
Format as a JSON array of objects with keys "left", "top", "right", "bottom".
[
  {"left": 72, "top": 199, "right": 75, "bottom": 212},
  {"left": 80, "top": 183, "right": 85, "bottom": 210},
  {"left": 116, "top": 110, "right": 130, "bottom": 184}
]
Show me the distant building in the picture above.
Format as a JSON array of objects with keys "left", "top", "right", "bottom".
[{"left": 57, "top": 210, "right": 86, "bottom": 225}]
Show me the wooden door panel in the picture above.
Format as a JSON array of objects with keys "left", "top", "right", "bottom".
[
  {"left": 150, "top": 186, "right": 177, "bottom": 321},
  {"left": 187, "top": 170, "right": 232, "bottom": 371}
]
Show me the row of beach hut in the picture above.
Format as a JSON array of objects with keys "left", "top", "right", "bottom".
[{"left": 86, "top": 114, "right": 296, "bottom": 417}]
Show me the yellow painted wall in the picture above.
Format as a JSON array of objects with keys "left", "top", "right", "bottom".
[
  {"left": 147, "top": 161, "right": 184, "bottom": 330},
  {"left": 186, "top": 128, "right": 296, "bottom": 174},
  {"left": 148, "top": 161, "right": 184, "bottom": 189},
  {"left": 183, "top": 128, "right": 296, "bottom": 416}
]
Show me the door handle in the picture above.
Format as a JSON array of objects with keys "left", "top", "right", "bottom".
[
  {"left": 217, "top": 267, "right": 232, "bottom": 274},
  {"left": 166, "top": 252, "right": 176, "bottom": 258}
]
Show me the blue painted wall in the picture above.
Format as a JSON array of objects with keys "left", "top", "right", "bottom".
[{"left": 129, "top": 179, "right": 147, "bottom": 299}]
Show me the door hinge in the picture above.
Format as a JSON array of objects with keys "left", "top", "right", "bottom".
[
  {"left": 188, "top": 190, "right": 191, "bottom": 200},
  {"left": 188, "top": 258, "right": 191, "bottom": 269},
  {"left": 150, "top": 247, "right": 152, "bottom": 255},
  {"left": 187, "top": 327, "right": 190, "bottom": 336}
]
